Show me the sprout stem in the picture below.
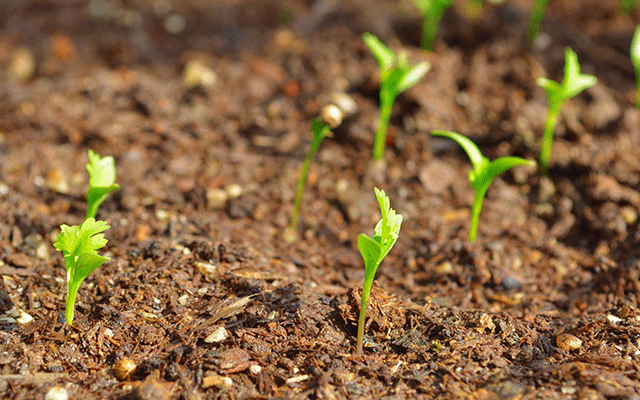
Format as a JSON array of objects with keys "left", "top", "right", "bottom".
[
  {"left": 526, "top": 0, "right": 549, "bottom": 46},
  {"left": 288, "top": 124, "right": 330, "bottom": 238},
  {"left": 539, "top": 102, "right": 560, "bottom": 175},
  {"left": 372, "top": 94, "right": 394, "bottom": 161},
  {"left": 65, "top": 285, "right": 77, "bottom": 325},
  {"left": 356, "top": 274, "right": 375, "bottom": 355},
  {"left": 468, "top": 189, "right": 485, "bottom": 243}
]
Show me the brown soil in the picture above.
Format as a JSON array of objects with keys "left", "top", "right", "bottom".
[{"left": 2, "top": 0, "right": 640, "bottom": 399}]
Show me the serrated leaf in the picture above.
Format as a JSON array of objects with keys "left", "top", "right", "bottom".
[{"left": 54, "top": 218, "right": 110, "bottom": 259}]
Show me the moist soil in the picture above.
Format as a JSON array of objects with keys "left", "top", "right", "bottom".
[{"left": 1, "top": 0, "right": 640, "bottom": 399}]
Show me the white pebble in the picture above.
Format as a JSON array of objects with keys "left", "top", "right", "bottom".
[
  {"left": 45, "top": 386, "right": 68, "bottom": 400},
  {"left": 204, "top": 326, "right": 229, "bottom": 343}
]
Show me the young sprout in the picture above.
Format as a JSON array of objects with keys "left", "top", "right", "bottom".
[
  {"left": 632, "top": 25, "right": 640, "bottom": 109},
  {"left": 409, "top": 0, "right": 453, "bottom": 51},
  {"left": 356, "top": 188, "right": 403, "bottom": 355},
  {"left": 537, "top": 47, "right": 597, "bottom": 174},
  {"left": 362, "top": 33, "right": 430, "bottom": 161},
  {"left": 86, "top": 149, "right": 119, "bottom": 219},
  {"left": 431, "top": 130, "right": 535, "bottom": 243},
  {"left": 525, "top": 0, "right": 549, "bottom": 46},
  {"left": 54, "top": 218, "right": 110, "bottom": 325},
  {"left": 285, "top": 117, "right": 333, "bottom": 243}
]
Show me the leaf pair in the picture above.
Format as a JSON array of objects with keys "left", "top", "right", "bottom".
[
  {"left": 54, "top": 218, "right": 110, "bottom": 325},
  {"left": 537, "top": 48, "right": 597, "bottom": 174},
  {"left": 431, "top": 130, "right": 534, "bottom": 242},
  {"left": 363, "top": 33, "right": 430, "bottom": 160},
  {"left": 356, "top": 188, "right": 403, "bottom": 354}
]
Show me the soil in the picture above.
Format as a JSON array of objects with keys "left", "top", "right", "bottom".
[{"left": 1, "top": 0, "right": 640, "bottom": 399}]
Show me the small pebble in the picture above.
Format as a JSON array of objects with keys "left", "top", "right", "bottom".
[
  {"left": 204, "top": 326, "right": 229, "bottom": 343},
  {"left": 606, "top": 314, "right": 622, "bottom": 324},
  {"left": 114, "top": 358, "right": 137, "bottom": 381},
  {"left": 45, "top": 386, "right": 68, "bottom": 400},
  {"left": 182, "top": 60, "right": 217, "bottom": 89},
  {"left": 206, "top": 188, "right": 228, "bottom": 209},
  {"left": 202, "top": 374, "right": 232, "bottom": 389},
  {"left": 556, "top": 333, "right": 582, "bottom": 351},
  {"left": 8, "top": 48, "right": 36, "bottom": 82},
  {"left": 226, "top": 184, "right": 243, "bottom": 199},
  {"left": 249, "top": 364, "right": 262, "bottom": 374}
]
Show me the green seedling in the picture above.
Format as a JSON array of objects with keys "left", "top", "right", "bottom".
[
  {"left": 86, "top": 149, "right": 119, "bottom": 219},
  {"left": 525, "top": 0, "right": 549, "bottom": 46},
  {"left": 632, "top": 25, "right": 640, "bottom": 109},
  {"left": 409, "top": 0, "right": 453, "bottom": 51},
  {"left": 537, "top": 47, "right": 597, "bottom": 174},
  {"left": 54, "top": 217, "right": 110, "bottom": 325},
  {"left": 356, "top": 188, "right": 403, "bottom": 354},
  {"left": 431, "top": 130, "right": 535, "bottom": 243},
  {"left": 286, "top": 118, "right": 332, "bottom": 243},
  {"left": 363, "top": 32, "right": 430, "bottom": 161}
]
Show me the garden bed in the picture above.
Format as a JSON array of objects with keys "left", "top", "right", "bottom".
[{"left": 1, "top": 0, "right": 640, "bottom": 398}]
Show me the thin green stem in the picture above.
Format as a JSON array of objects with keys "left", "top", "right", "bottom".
[
  {"left": 372, "top": 94, "right": 394, "bottom": 160},
  {"left": 468, "top": 187, "right": 486, "bottom": 243},
  {"left": 526, "top": 0, "right": 550, "bottom": 46},
  {"left": 65, "top": 285, "right": 77, "bottom": 325},
  {"left": 288, "top": 127, "right": 329, "bottom": 236},
  {"left": 356, "top": 274, "right": 375, "bottom": 355},
  {"left": 421, "top": 4, "right": 448, "bottom": 51},
  {"left": 539, "top": 102, "right": 561, "bottom": 175}
]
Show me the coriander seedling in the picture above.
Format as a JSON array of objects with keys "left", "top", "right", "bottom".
[
  {"left": 54, "top": 218, "right": 110, "bottom": 325},
  {"left": 537, "top": 47, "right": 597, "bottom": 174},
  {"left": 363, "top": 32, "right": 430, "bottom": 160},
  {"left": 525, "top": 0, "right": 549, "bottom": 46},
  {"left": 86, "top": 149, "right": 119, "bottom": 219},
  {"left": 409, "top": 0, "right": 453, "bottom": 51},
  {"left": 632, "top": 25, "right": 640, "bottom": 109},
  {"left": 356, "top": 188, "right": 403, "bottom": 354},
  {"left": 285, "top": 118, "right": 332, "bottom": 243},
  {"left": 431, "top": 130, "right": 534, "bottom": 243}
]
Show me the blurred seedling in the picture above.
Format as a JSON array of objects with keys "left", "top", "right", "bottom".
[
  {"left": 618, "top": 0, "right": 637, "bottom": 14},
  {"left": 362, "top": 32, "right": 430, "bottom": 161},
  {"left": 409, "top": 0, "right": 453, "bottom": 51},
  {"left": 537, "top": 47, "right": 597, "bottom": 174},
  {"left": 86, "top": 149, "right": 120, "bottom": 219},
  {"left": 54, "top": 217, "right": 110, "bottom": 325},
  {"left": 431, "top": 130, "right": 535, "bottom": 243},
  {"left": 525, "top": 0, "right": 549, "bottom": 46},
  {"left": 285, "top": 115, "right": 334, "bottom": 243},
  {"left": 632, "top": 25, "right": 640, "bottom": 108},
  {"left": 356, "top": 188, "right": 403, "bottom": 354}
]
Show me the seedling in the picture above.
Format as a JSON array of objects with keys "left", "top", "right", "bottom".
[
  {"left": 409, "top": 0, "right": 453, "bottom": 51},
  {"left": 632, "top": 25, "right": 640, "bottom": 109},
  {"left": 286, "top": 118, "right": 332, "bottom": 243},
  {"left": 431, "top": 130, "right": 534, "bottom": 243},
  {"left": 618, "top": 0, "right": 637, "bottom": 14},
  {"left": 356, "top": 188, "right": 403, "bottom": 354},
  {"left": 86, "top": 149, "right": 119, "bottom": 219},
  {"left": 363, "top": 32, "right": 430, "bottom": 160},
  {"left": 54, "top": 217, "right": 110, "bottom": 325},
  {"left": 537, "top": 47, "right": 597, "bottom": 174},
  {"left": 525, "top": 0, "right": 549, "bottom": 46}
]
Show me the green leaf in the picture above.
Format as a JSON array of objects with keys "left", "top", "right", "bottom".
[
  {"left": 396, "top": 61, "right": 431, "bottom": 93},
  {"left": 632, "top": 26, "right": 640, "bottom": 73},
  {"left": 431, "top": 130, "right": 486, "bottom": 175},
  {"left": 362, "top": 32, "right": 395, "bottom": 72},
  {"left": 561, "top": 48, "right": 597, "bottom": 100},
  {"left": 358, "top": 234, "right": 382, "bottom": 274},
  {"left": 54, "top": 218, "right": 110, "bottom": 325},
  {"left": 86, "top": 150, "right": 119, "bottom": 219},
  {"left": 486, "top": 157, "right": 536, "bottom": 182}
]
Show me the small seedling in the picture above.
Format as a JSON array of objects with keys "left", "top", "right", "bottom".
[
  {"left": 525, "top": 0, "right": 549, "bottom": 46},
  {"left": 54, "top": 217, "right": 110, "bottom": 325},
  {"left": 86, "top": 149, "right": 119, "bottom": 219},
  {"left": 618, "top": 0, "right": 637, "bottom": 14},
  {"left": 356, "top": 188, "right": 403, "bottom": 354},
  {"left": 409, "top": 0, "right": 453, "bottom": 51},
  {"left": 286, "top": 118, "right": 332, "bottom": 243},
  {"left": 363, "top": 32, "right": 430, "bottom": 160},
  {"left": 632, "top": 25, "right": 640, "bottom": 109},
  {"left": 537, "top": 47, "right": 597, "bottom": 174},
  {"left": 431, "top": 130, "right": 534, "bottom": 243}
]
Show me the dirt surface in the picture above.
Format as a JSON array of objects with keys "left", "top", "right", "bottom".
[{"left": 1, "top": 0, "right": 640, "bottom": 398}]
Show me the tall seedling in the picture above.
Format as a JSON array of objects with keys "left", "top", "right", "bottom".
[
  {"left": 409, "top": 0, "right": 453, "bottom": 51},
  {"left": 363, "top": 33, "right": 430, "bottom": 160},
  {"left": 537, "top": 47, "right": 597, "bottom": 174},
  {"left": 525, "top": 0, "right": 549, "bottom": 46}
]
